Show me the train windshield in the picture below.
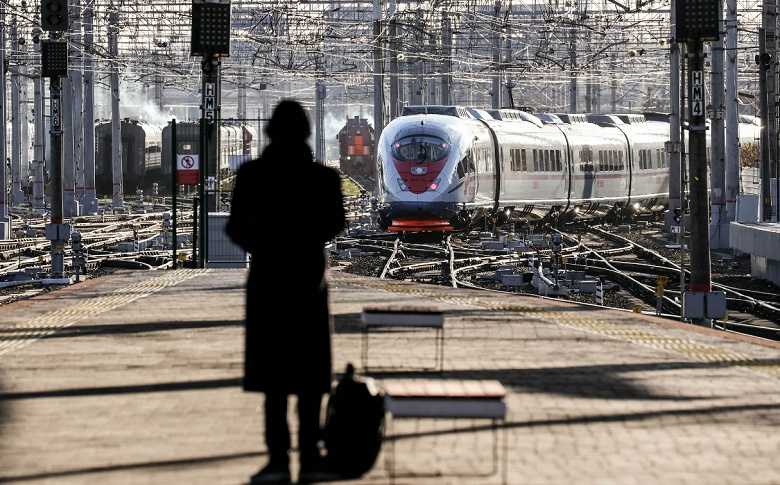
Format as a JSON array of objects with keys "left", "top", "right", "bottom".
[{"left": 391, "top": 136, "right": 450, "bottom": 162}]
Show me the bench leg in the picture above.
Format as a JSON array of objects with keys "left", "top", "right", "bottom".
[
  {"left": 384, "top": 414, "right": 397, "bottom": 485},
  {"left": 384, "top": 415, "right": 507, "bottom": 484},
  {"left": 436, "top": 327, "right": 444, "bottom": 372},
  {"left": 361, "top": 327, "right": 370, "bottom": 371}
]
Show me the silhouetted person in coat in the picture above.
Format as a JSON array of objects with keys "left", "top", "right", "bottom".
[{"left": 226, "top": 99, "right": 346, "bottom": 485}]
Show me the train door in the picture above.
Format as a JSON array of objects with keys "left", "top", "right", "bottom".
[{"left": 581, "top": 144, "right": 594, "bottom": 201}]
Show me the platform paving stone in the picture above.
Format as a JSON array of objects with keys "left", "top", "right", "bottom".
[{"left": 0, "top": 268, "right": 778, "bottom": 485}]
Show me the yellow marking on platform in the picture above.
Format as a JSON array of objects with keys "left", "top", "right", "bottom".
[
  {"left": 333, "top": 277, "right": 780, "bottom": 379},
  {"left": 0, "top": 269, "right": 210, "bottom": 356}
]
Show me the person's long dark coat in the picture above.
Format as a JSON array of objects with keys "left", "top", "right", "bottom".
[{"left": 226, "top": 142, "right": 346, "bottom": 395}]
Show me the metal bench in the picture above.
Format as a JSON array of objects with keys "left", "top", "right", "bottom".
[
  {"left": 382, "top": 379, "right": 508, "bottom": 485},
  {"left": 361, "top": 306, "right": 445, "bottom": 372}
]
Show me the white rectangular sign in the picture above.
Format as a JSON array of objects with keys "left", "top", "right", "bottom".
[{"left": 177, "top": 154, "right": 199, "bottom": 171}]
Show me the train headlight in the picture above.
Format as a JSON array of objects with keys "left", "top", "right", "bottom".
[
  {"left": 396, "top": 179, "right": 409, "bottom": 191},
  {"left": 427, "top": 179, "right": 441, "bottom": 191}
]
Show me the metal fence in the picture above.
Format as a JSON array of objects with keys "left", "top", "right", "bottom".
[{"left": 167, "top": 118, "right": 268, "bottom": 269}]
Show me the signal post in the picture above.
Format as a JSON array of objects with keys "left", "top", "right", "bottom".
[
  {"left": 190, "top": 0, "right": 231, "bottom": 268},
  {"left": 41, "top": 0, "right": 71, "bottom": 281},
  {"left": 675, "top": 0, "right": 726, "bottom": 325}
]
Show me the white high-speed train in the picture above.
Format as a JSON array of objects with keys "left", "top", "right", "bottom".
[{"left": 375, "top": 106, "right": 758, "bottom": 232}]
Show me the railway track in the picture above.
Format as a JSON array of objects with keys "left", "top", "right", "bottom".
[
  {"left": 334, "top": 221, "right": 780, "bottom": 341},
  {"left": 0, "top": 209, "right": 195, "bottom": 288}
]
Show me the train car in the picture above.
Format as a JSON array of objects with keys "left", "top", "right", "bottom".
[
  {"left": 94, "top": 119, "right": 164, "bottom": 198},
  {"left": 374, "top": 106, "right": 688, "bottom": 232},
  {"left": 94, "top": 120, "right": 259, "bottom": 199},
  {"left": 160, "top": 121, "right": 259, "bottom": 185},
  {"left": 337, "top": 115, "right": 375, "bottom": 177}
]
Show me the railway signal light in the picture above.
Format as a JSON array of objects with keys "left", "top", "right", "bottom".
[
  {"left": 41, "top": 40, "right": 68, "bottom": 78},
  {"left": 673, "top": 208, "right": 682, "bottom": 224},
  {"left": 675, "top": 0, "right": 722, "bottom": 42},
  {"left": 70, "top": 232, "right": 82, "bottom": 253},
  {"left": 41, "top": 0, "right": 69, "bottom": 32},
  {"left": 551, "top": 233, "right": 562, "bottom": 254},
  {"left": 190, "top": 1, "right": 232, "bottom": 57}
]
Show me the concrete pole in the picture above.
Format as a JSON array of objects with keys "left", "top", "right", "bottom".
[
  {"left": 67, "top": 0, "right": 84, "bottom": 217},
  {"left": 315, "top": 81, "right": 325, "bottom": 165},
  {"left": 441, "top": 10, "right": 452, "bottom": 107},
  {"left": 568, "top": 27, "right": 577, "bottom": 112},
  {"left": 687, "top": 39, "right": 712, "bottom": 294},
  {"left": 611, "top": 54, "right": 617, "bottom": 112},
  {"left": 46, "top": 74, "right": 69, "bottom": 280},
  {"left": 373, "top": 0, "right": 383, "bottom": 171},
  {"left": 503, "top": 10, "right": 512, "bottom": 108},
  {"left": 33, "top": 58, "right": 46, "bottom": 213},
  {"left": 109, "top": 7, "right": 123, "bottom": 211},
  {"left": 388, "top": 0, "right": 399, "bottom": 118},
  {"left": 10, "top": 20, "right": 24, "bottom": 206},
  {"left": 491, "top": 0, "right": 501, "bottom": 109},
  {"left": 62, "top": 66, "right": 76, "bottom": 217},
  {"left": 709, "top": 34, "right": 727, "bottom": 248},
  {"left": 237, "top": 69, "right": 246, "bottom": 119},
  {"left": 758, "top": 29, "right": 770, "bottom": 221},
  {"left": 765, "top": 1, "right": 779, "bottom": 222},
  {"left": 82, "top": 1, "right": 97, "bottom": 214},
  {"left": 725, "top": 0, "right": 740, "bottom": 224},
  {"left": 21, "top": 54, "right": 30, "bottom": 207},
  {"left": 0, "top": 4, "right": 10, "bottom": 239},
  {"left": 667, "top": 2, "right": 682, "bottom": 230}
]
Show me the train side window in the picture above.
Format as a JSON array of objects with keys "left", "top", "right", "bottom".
[
  {"left": 598, "top": 150, "right": 604, "bottom": 172},
  {"left": 457, "top": 158, "right": 466, "bottom": 179},
  {"left": 521, "top": 150, "right": 527, "bottom": 171},
  {"left": 467, "top": 152, "right": 476, "bottom": 174},
  {"left": 619, "top": 151, "right": 624, "bottom": 170},
  {"left": 532, "top": 149, "right": 538, "bottom": 171},
  {"left": 511, "top": 148, "right": 523, "bottom": 172},
  {"left": 544, "top": 150, "right": 550, "bottom": 171}
]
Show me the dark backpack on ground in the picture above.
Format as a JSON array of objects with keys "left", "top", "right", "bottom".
[{"left": 323, "top": 363, "right": 385, "bottom": 479}]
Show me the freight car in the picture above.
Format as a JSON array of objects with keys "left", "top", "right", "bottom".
[
  {"left": 94, "top": 120, "right": 259, "bottom": 199},
  {"left": 94, "top": 119, "right": 164, "bottom": 198},
  {"left": 160, "top": 121, "right": 259, "bottom": 184},
  {"left": 337, "top": 115, "right": 375, "bottom": 177}
]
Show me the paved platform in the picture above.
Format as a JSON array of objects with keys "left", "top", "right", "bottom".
[{"left": 1, "top": 267, "right": 780, "bottom": 485}]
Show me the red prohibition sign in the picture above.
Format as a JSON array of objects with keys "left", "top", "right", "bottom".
[{"left": 181, "top": 156, "right": 195, "bottom": 169}]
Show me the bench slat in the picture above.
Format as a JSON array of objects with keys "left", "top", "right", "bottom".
[{"left": 383, "top": 379, "right": 507, "bottom": 419}]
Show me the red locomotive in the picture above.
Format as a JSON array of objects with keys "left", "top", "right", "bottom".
[{"left": 337, "top": 116, "right": 375, "bottom": 177}]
